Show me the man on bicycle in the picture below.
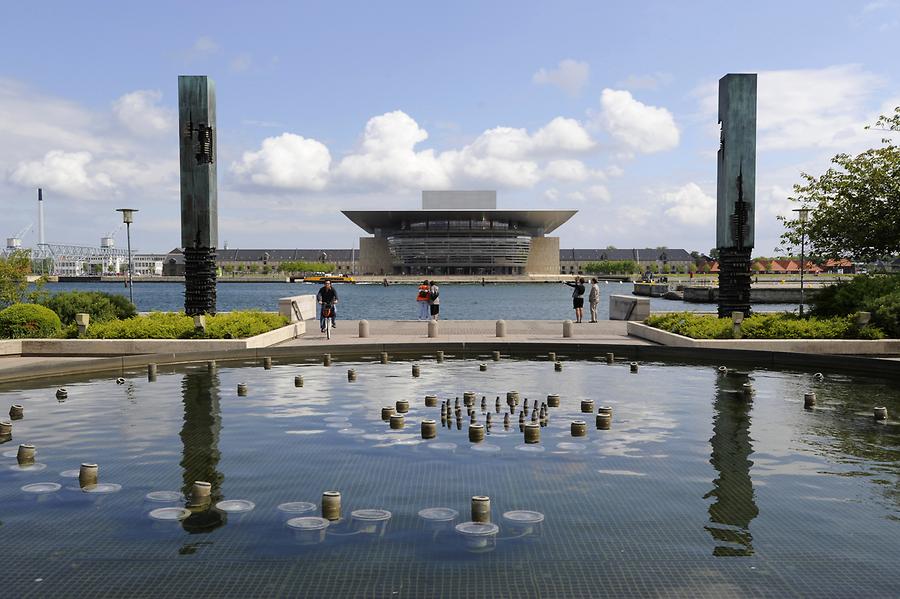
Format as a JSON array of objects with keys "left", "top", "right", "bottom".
[{"left": 316, "top": 280, "right": 339, "bottom": 333}]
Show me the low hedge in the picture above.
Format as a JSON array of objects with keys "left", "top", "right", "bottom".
[
  {"left": 81, "top": 311, "right": 288, "bottom": 339},
  {"left": 0, "top": 303, "right": 63, "bottom": 338},
  {"left": 645, "top": 312, "right": 885, "bottom": 340},
  {"left": 40, "top": 291, "right": 137, "bottom": 325}
]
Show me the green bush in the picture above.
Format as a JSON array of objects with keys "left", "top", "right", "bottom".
[
  {"left": 645, "top": 311, "right": 884, "bottom": 340},
  {"left": 0, "top": 303, "right": 63, "bottom": 338},
  {"left": 867, "top": 290, "right": 900, "bottom": 338},
  {"left": 40, "top": 291, "right": 137, "bottom": 325},
  {"left": 83, "top": 311, "right": 288, "bottom": 339},
  {"left": 811, "top": 275, "right": 900, "bottom": 317}
]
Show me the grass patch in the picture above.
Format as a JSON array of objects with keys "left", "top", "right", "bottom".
[
  {"left": 80, "top": 311, "right": 288, "bottom": 339},
  {"left": 645, "top": 312, "right": 885, "bottom": 340}
]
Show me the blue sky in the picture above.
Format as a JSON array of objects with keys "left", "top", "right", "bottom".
[{"left": 1, "top": 1, "right": 898, "bottom": 254}]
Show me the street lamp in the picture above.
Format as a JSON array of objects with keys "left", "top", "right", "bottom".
[
  {"left": 793, "top": 207, "right": 811, "bottom": 317},
  {"left": 116, "top": 208, "right": 138, "bottom": 305}
]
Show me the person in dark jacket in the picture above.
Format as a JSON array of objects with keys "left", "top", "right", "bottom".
[
  {"left": 316, "top": 281, "right": 338, "bottom": 332},
  {"left": 564, "top": 277, "right": 586, "bottom": 323}
]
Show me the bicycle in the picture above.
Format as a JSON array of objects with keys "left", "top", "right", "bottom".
[{"left": 320, "top": 302, "right": 335, "bottom": 340}]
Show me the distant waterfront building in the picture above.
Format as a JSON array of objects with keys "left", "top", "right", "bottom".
[
  {"left": 558, "top": 248, "right": 694, "bottom": 275},
  {"left": 343, "top": 191, "right": 577, "bottom": 275}
]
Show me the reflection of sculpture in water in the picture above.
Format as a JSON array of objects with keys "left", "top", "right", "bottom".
[
  {"left": 704, "top": 374, "right": 759, "bottom": 556},
  {"left": 179, "top": 370, "right": 226, "bottom": 533}
]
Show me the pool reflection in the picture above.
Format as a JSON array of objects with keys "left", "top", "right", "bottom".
[
  {"left": 705, "top": 372, "right": 758, "bottom": 556},
  {"left": 179, "top": 370, "right": 226, "bottom": 534}
]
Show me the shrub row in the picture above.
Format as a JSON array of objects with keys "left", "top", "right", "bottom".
[
  {"left": 39, "top": 291, "right": 137, "bottom": 325},
  {"left": 811, "top": 275, "right": 900, "bottom": 337},
  {"left": 645, "top": 312, "right": 885, "bottom": 340},
  {"left": 81, "top": 311, "right": 288, "bottom": 339}
]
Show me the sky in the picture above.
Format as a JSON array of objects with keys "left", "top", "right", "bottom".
[{"left": 1, "top": 0, "right": 898, "bottom": 255}]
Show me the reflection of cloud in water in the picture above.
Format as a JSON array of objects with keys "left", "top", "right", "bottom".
[
  {"left": 285, "top": 429, "right": 326, "bottom": 435},
  {"left": 596, "top": 469, "right": 647, "bottom": 476}
]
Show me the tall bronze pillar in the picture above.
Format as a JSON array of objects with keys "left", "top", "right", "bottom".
[
  {"left": 716, "top": 74, "right": 757, "bottom": 318},
  {"left": 178, "top": 75, "right": 218, "bottom": 315}
]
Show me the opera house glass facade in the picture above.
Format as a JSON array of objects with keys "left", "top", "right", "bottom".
[{"left": 344, "top": 192, "right": 576, "bottom": 276}]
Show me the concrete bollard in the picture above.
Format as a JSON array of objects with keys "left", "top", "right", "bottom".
[
  {"left": 75, "top": 312, "right": 90, "bottom": 337},
  {"left": 571, "top": 420, "right": 587, "bottom": 437},
  {"left": 263, "top": 356, "right": 272, "bottom": 370},
  {"left": 468, "top": 423, "right": 485, "bottom": 443},
  {"left": 464, "top": 392, "right": 476, "bottom": 407},
  {"left": 492, "top": 350, "right": 501, "bottom": 361},
  {"left": 496, "top": 320, "right": 506, "bottom": 338},
  {"left": 547, "top": 394, "right": 560, "bottom": 408},
  {"left": 395, "top": 399, "right": 410, "bottom": 413},
  {"left": 425, "top": 394, "right": 438, "bottom": 407},
  {"left": 435, "top": 350, "right": 444, "bottom": 363},
  {"left": 412, "top": 364, "right": 420, "bottom": 377},
  {"left": 191, "top": 481, "right": 212, "bottom": 502},
  {"left": 322, "top": 491, "right": 342, "bottom": 521},
  {"left": 79, "top": 463, "right": 99, "bottom": 488},
  {"left": 380, "top": 352, "right": 389, "bottom": 364},
  {"left": 524, "top": 422, "right": 540, "bottom": 443},
  {"left": 580, "top": 400, "right": 594, "bottom": 413},
  {"left": 0, "top": 420, "right": 11, "bottom": 438},
  {"left": 563, "top": 320, "right": 574, "bottom": 338},
  {"left": 295, "top": 375, "right": 304, "bottom": 387},
  {"left": 147, "top": 363, "right": 157, "bottom": 381},
  {"left": 207, "top": 360, "right": 216, "bottom": 372},
  {"left": 596, "top": 413, "right": 612, "bottom": 430},
  {"left": 358, "top": 319, "right": 370, "bottom": 338},
  {"left": 803, "top": 393, "right": 816, "bottom": 409},
  {"left": 630, "top": 362, "right": 639, "bottom": 373},
  {"left": 606, "top": 352, "right": 614, "bottom": 364},
  {"left": 471, "top": 495, "right": 491, "bottom": 523},
  {"left": 421, "top": 419, "right": 437, "bottom": 439},
  {"left": 390, "top": 414, "right": 405, "bottom": 429},
  {"left": 9, "top": 404, "right": 24, "bottom": 420},
  {"left": 17, "top": 443, "right": 36, "bottom": 464},
  {"left": 323, "top": 354, "right": 332, "bottom": 367},
  {"left": 479, "top": 363, "right": 487, "bottom": 371},
  {"left": 554, "top": 361, "right": 563, "bottom": 372},
  {"left": 427, "top": 320, "right": 439, "bottom": 338},
  {"left": 731, "top": 311, "right": 744, "bottom": 339},
  {"left": 874, "top": 406, "right": 888, "bottom": 421},
  {"left": 347, "top": 368, "right": 357, "bottom": 382},
  {"left": 56, "top": 388, "right": 68, "bottom": 401},
  {"left": 548, "top": 351, "right": 557, "bottom": 362},
  {"left": 237, "top": 383, "right": 248, "bottom": 396},
  {"left": 597, "top": 406, "right": 613, "bottom": 417},
  {"left": 381, "top": 406, "right": 394, "bottom": 421}
]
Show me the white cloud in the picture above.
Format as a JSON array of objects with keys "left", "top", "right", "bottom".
[
  {"left": 585, "top": 184, "right": 611, "bottom": 202},
  {"left": 531, "top": 117, "right": 596, "bottom": 153},
  {"left": 593, "top": 89, "right": 680, "bottom": 153},
  {"left": 544, "top": 159, "right": 591, "bottom": 182},
  {"left": 660, "top": 182, "right": 715, "bottom": 225},
  {"left": 232, "top": 133, "right": 331, "bottom": 190},
  {"left": 544, "top": 188, "right": 560, "bottom": 201},
  {"left": 616, "top": 72, "right": 673, "bottom": 91},
  {"left": 568, "top": 191, "right": 586, "bottom": 202},
  {"left": 230, "top": 53, "right": 252, "bottom": 72},
  {"left": 696, "top": 65, "right": 888, "bottom": 152},
  {"left": 185, "top": 36, "right": 219, "bottom": 61},
  {"left": 532, "top": 59, "right": 590, "bottom": 96},
  {"left": 10, "top": 150, "right": 114, "bottom": 199},
  {"left": 335, "top": 111, "right": 449, "bottom": 190},
  {"left": 113, "top": 90, "right": 173, "bottom": 137}
]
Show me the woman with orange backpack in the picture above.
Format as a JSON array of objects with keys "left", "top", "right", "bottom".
[{"left": 416, "top": 280, "right": 431, "bottom": 320}]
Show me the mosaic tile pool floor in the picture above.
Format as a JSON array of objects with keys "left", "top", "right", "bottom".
[{"left": 0, "top": 356, "right": 898, "bottom": 598}]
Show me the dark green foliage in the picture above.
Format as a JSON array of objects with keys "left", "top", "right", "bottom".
[
  {"left": 0, "top": 303, "right": 63, "bottom": 338},
  {"left": 867, "top": 291, "right": 900, "bottom": 338},
  {"left": 810, "top": 275, "right": 900, "bottom": 317},
  {"left": 40, "top": 291, "right": 137, "bottom": 325},
  {"left": 82, "top": 311, "right": 287, "bottom": 339},
  {"left": 646, "top": 311, "right": 884, "bottom": 340},
  {"left": 583, "top": 260, "right": 637, "bottom": 274}
]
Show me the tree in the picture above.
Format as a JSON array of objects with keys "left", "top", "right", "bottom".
[
  {"left": 0, "top": 250, "right": 40, "bottom": 307},
  {"left": 779, "top": 107, "right": 900, "bottom": 262}
]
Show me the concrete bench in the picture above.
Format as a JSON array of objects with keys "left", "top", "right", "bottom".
[
  {"left": 278, "top": 295, "right": 317, "bottom": 323},
  {"left": 609, "top": 294, "right": 650, "bottom": 321}
]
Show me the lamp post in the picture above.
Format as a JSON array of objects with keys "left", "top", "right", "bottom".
[
  {"left": 792, "top": 207, "right": 810, "bottom": 317},
  {"left": 116, "top": 208, "right": 138, "bottom": 305}
]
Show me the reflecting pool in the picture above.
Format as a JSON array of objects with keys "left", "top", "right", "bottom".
[{"left": 0, "top": 356, "right": 897, "bottom": 597}]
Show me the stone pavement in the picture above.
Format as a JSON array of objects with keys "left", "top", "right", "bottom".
[{"left": 276, "top": 319, "right": 651, "bottom": 347}]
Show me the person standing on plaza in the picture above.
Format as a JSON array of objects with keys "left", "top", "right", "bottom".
[
  {"left": 428, "top": 280, "right": 440, "bottom": 321},
  {"left": 416, "top": 280, "right": 431, "bottom": 320},
  {"left": 316, "top": 280, "right": 338, "bottom": 332},
  {"left": 588, "top": 278, "right": 600, "bottom": 323},
  {"left": 564, "top": 277, "right": 586, "bottom": 323}
]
